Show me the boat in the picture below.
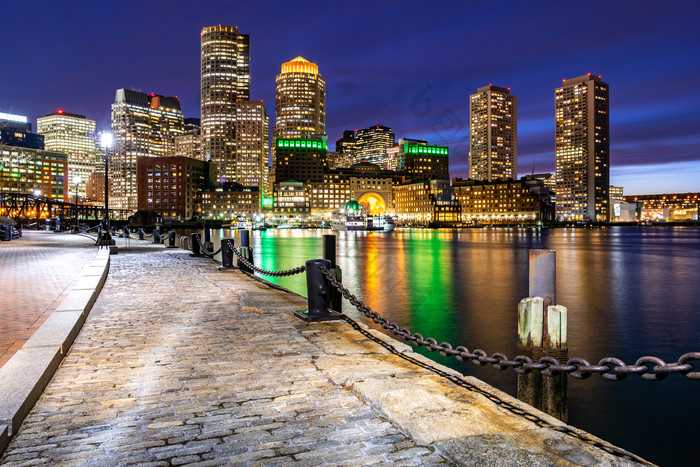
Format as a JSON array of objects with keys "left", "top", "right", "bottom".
[{"left": 330, "top": 211, "right": 396, "bottom": 232}]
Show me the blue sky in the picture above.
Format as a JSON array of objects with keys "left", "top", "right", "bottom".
[{"left": 1, "top": 0, "right": 698, "bottom": 194}]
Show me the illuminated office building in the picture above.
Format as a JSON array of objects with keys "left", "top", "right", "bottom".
[
  {"left": 234, "top": 100, "right": 269, "bottom": 190},
  {"left": 37, "top": 110, "right": 98, "bottom": 202},
  {"left": 111, "top": 89, "right": 185, "bottom": 210},
  {"left": 274, "top": 136, "right": 327, "bottom": 184},
  {"left": 0, "top": 112, "right": 44, "bottom": 150},
  {"left": 398, "top": 138, "right": 449, "bottom": 181},
  {"left": 0, "top": 145, "right": 67, "bottom": 201},
  {"left": 273, "top": 57, "right": 326, "bottom": 175},
  {"left": 470, "top": 85, "right": 517, "bottom": 181},
  {"left": 354, "top": 125, "right": 395, "bottom": 167},
  {"left": 555, "top": 74, "right": 609, "bottom": 222},
  {"left": 200, "top": 25, "right": 250, "bottom": 182}
]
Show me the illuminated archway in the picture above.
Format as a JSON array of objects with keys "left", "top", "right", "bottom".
[{"left": 357, "top": 193, "right": 387, "bottom": 215}]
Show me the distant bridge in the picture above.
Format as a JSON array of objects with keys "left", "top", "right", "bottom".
[{"left": 0, "top": 192, "right": 131, "bottom": 224}]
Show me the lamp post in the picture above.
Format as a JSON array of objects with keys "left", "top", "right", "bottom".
[
  {"left": 100, "top": 133, "right": 113, "bottom": 235},
  {"left": 73, "top": 175, "right": 81, "bottom": 229}
]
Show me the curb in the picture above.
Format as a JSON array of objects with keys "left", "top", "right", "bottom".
[{"left": 0, "top": 248, "right": 110, "bottom": 454}]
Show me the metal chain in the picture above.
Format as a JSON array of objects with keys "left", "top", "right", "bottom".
[
  {"left": 194, "top": 233, "right": 221, "bottom": 257},
  {"left": 338, "top": 316, "right": 653, "bottom": 465},
  {"left": 319, "top": 267, "right": 699, "bottom": 382},
  {"left": 231, "top": 246, "right": 306, "bottom": 277}
]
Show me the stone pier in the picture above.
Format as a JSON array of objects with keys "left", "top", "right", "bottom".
[{"left": 0, "top": 237, "right": 648, "bottom": 466}]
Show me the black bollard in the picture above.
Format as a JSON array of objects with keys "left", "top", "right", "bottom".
[
  {"left": 323, "top": 234, "right": 342, "bottom": 312},
  {"left": 294, "top": 259, "right": 344, "bottom": 322},
  {"left": 138, "top": 228, "right": 145, "bottom": 240},
  {"left": 153, "top": 229, "right": 161, "bottom": 244},
  {"left": 167, "top": 231, "right": 177, "bottom": 248},
  {"left": 203, "top": 226, "right": 214, "bottom": 253},
  {"left": 219, "top": 239, "right": 235, "bottom": 269},
  {"left": 191, "top": 233, "right": 201, "bottom": 256},
  {"left": 240, "top": 229, "right": 250, "bottom": 248},
  {"left": 1, "top": 225, "right": 11, "bottom": 241},
  {"left": 236, "top": 230, "right": 254, "bottom": 273}
]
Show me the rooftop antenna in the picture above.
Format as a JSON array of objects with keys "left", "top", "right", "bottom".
[{"left": 532, "top": 157, "right": 536, "bottom": 174}]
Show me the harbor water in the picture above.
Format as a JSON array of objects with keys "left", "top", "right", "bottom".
[{"left": 179, "top": 225, "right": 700, "bottom": 465}]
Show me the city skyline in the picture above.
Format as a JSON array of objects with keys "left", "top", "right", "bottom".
[{"left": 1, "top": 1, "right": 698, "bottom": 195}]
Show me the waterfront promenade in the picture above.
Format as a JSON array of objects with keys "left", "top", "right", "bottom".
[
  {"left": 0, "top": 235, "right": 646, "bottom": 465},
  {"left": 0, "top": 231, "right": 98, "bottom": 367}
]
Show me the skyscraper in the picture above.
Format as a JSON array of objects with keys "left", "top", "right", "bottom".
[
  {"left": 469, "top": 85, "right": 517, "bottom": 181},
  {"left": 274, "top": 56, "right": 325, "bottom": 140},
  {"left": 354, "top": 124, "right": 395, "bottom": 167},
  {"left": 111, "top": 89, "right": 184, "bottom": 210},
  {"left": 234, "top": 100, "right": 269, "bottom": 190},
  {"left": 37, "top": 110, "right": 98, "bottom": 201},
  {"left": 200, "top": 25, "right": 250, "bottom": 182},
  {"left": 555, "top": 74, "right": 609, "bottom": 222}
]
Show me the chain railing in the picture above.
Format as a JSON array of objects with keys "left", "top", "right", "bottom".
[
  {"left": 193, "top": 233, "right": 221, "bottom": 257},
  {"left": 231, "top": 244, "right": 306, "bottom": 277},
  {"left": 319, "top": 266, "right": 699, "bottom": 382}
]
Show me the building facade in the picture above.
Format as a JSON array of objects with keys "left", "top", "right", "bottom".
[
  {"left": 452, "top": 178, "right": 554, "bottom": 225},
  {"left": 174, "top": 129, "right": 202, "bottom": 161},
  {"left": 624, "top": 193, "right": 699, "bottom": 221},
  {"left": 0, "top": 145, "right": 67, "bottom": 201},
  {"left": 469, "top": 85, "right": 517, "bottom": 181},
  {"left": 354, "top": 124, "right": 395, "bottom": 167},
  {"left": 273, "top": 56, "right": 326, "bottom": 177},
  {"left": 201, "top": 183, "right": 260, "bottom": 221},
  {"left": 274, "top": 136, "right": 328, "bottom": 184},
  {"left": 0, "top": 112, "right": 44, "bottom": 150},
  {"left": 137, "top": 156, "right": 215, "bottom": 221},
  {"left": 234, "top": 100, "right": 269, "bottom": 190},
  {"left": 37, "top": 111, "right": 98, "bottom": 202},
  {"left": 399, "top": 139, "right": 449, "bottom": 181},
  {"left": 111, "top": 89, "right": 185, "bottom": 210},
  {"left": 555, "top": 74, "right": 610, "bottom": 222},
  {"left": 200, "top": 25, "right": 250, "bottom": 182},
  {"left": 393, "top": 180, "right": 461, "bottom": 227}
]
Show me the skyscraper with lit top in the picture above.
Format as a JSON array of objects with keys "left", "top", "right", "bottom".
[
  {"left": 273, "top": 57, "right": 326, "bottom": 170},
  {"left": 37, "top": 110, "right": 98, "bottom": 202},
  {"left": 469, "top": 85, "right": 517, "bottom": 181},
  {"left": 200, "top": 25, "right": 250, "bottom": 182},
  {"left": 555, "top": 74, "right": 609, "bottom": 222}
]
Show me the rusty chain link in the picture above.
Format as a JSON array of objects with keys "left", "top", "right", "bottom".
[
  {"left": 193, "top": 233, "right": 221, "bottom": 257},
  {"left": 319, "top": 266, "right": 700, "bottom": 382},
  {"left": 231, "top": 244, "right": 306, "bottom": 277}
]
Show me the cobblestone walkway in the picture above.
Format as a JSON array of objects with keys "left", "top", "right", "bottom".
[
  {"left": 0, "top": 231, "right": 97, "bottom": 367},
  {"left": 1, "top": 246, "right": 449, "bottom": 466}
]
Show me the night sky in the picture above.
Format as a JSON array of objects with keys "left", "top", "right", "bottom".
[{"left": 1, "top": 1, "right": 699, "bottom": 195}]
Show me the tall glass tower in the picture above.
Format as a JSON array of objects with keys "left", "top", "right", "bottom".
[
  {"left": 200, "top": 25, "right": 250, "bottom": 183},
  {"left": 555, "top": 74, "right": 609, "bottom": 222}
]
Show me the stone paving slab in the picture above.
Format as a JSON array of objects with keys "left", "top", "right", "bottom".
[{"left": 0, "top": 244, "right": 649, "bottom": 466}]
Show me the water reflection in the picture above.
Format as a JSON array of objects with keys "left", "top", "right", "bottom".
[{"left": 174, "top": 226, "right": 700, "bottom": 465}]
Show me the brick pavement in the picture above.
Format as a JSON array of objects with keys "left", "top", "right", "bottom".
[
  {"left": 0, "top": 231, "right": 98, "bottom": 367},
  {"left": 0, "top": 241, "right": 646, "bottom": 466}
]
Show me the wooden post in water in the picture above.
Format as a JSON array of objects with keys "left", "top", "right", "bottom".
[{"left": 517, "top": 250, "right": 568, "bottom": 422}]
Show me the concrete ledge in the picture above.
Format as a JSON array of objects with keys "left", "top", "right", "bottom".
[
  {"left": 23, "top": 311, "right": 85, "bottom": 354},
  {"left": 0, "top": 347, "right": 62, "bottom": 436},
  {"left": 54, "top": 289, "right": 97, "bottom": 314}
]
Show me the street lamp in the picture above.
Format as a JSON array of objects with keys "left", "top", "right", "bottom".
[
  {"left": 73, "top": 175, "right": 81, "bottom": 229},
  {"left": 100, "top": 133, "right": 113, "bottom": 231}
]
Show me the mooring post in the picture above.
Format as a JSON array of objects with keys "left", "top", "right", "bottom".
[
  {"left": 323, "top": 234, "right": 342, "bottom": 312},
  {"left": 236, "top": 229, "right": 254, "bottom": 273},
  {"left": 294, "top": 259, "right": 344, "bottom": 322},
  {"left": 138, "top": 228, "right": 145, "bottom": 240},
  {"left": 203, "top": 226, "right": 214, "bottom": 253},
  {"left": 191, "top": 233, "right": 201, "bottom": 256},
  {"left": 153, "top": 229, "right": 161, "bottom": 244},
  {"left": 219, "top": 238, "right": 234, "bottom": 269},
  {"left": 517, "top": 249, "right": 568, "bottom": 422},
  {"left": 166, "top": 230, "right": 177, "bottom": 248}
]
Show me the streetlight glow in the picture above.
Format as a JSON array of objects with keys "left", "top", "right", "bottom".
[{"left": 101, "top": 132, "right": 113, "bottom": 149}]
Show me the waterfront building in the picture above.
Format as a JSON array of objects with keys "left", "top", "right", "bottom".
[
  {"left": 273, "top": 56, "right": 326, "bottom": 178},
  {"left": 274, "top": 136, "right": 328, "bottom": 184},
  {"left": 307, "top": 170, "right": 396, "bottom": 218},
  {"left": 398, "top": 138, "right": 449, "bottom": 181},
  {"left": 200, "top": 25, "right": 250, "bottom": 182},
  {"left": 610, "top": 186, "right": 623, "bottom": 199},
  {"left": 354, "top": 125, "right": 395, "bottom": 167},
  {"left": 234, "top": 100, "right": 269, "bottom": 190},
  {"left": 452, "top": 177, "right": 554, "bottom": 225},
  {"left": 0, "top": 112, "right": 44, "bottom": 150},
  {"left": 111, "top": 89, "right": 185, "bottom": 211},
  {"left": 37, "top": 111, "right": 99, "bottom": 202},
  {"left": 393, "top": 180, "right": 461, "bottom": 227},
  {"left": 0, "top": 145, "right": 67, "bottom": 201},
  {"left": 201, "top": 183, "right": 260, "bottom": 220},
  {"left": 522, "top": 173, "right": 556, "bottom": 205},
  {"left": 272, "top": 181, "right": 309, "bottom": 218},
  {"left": 136, "top": 156, "right": 215, "bottom": 221},
  {"left": 624, "top": 192, "right": 699, "bottom": 221},
  {"left": 555, "top": 74, "right": 610, "bottom": 222},
  {"left": 309, "top": 173, "right": 351, "bottom": 216},
  {"left": 386, "top": 144, "right": 400, "bottom": 171},
  {"left": 469, "top": 85, "right": 517, "bottom": 181},
  {"left": 85, "top": 171, "right": 105, "bottom": 204}
]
